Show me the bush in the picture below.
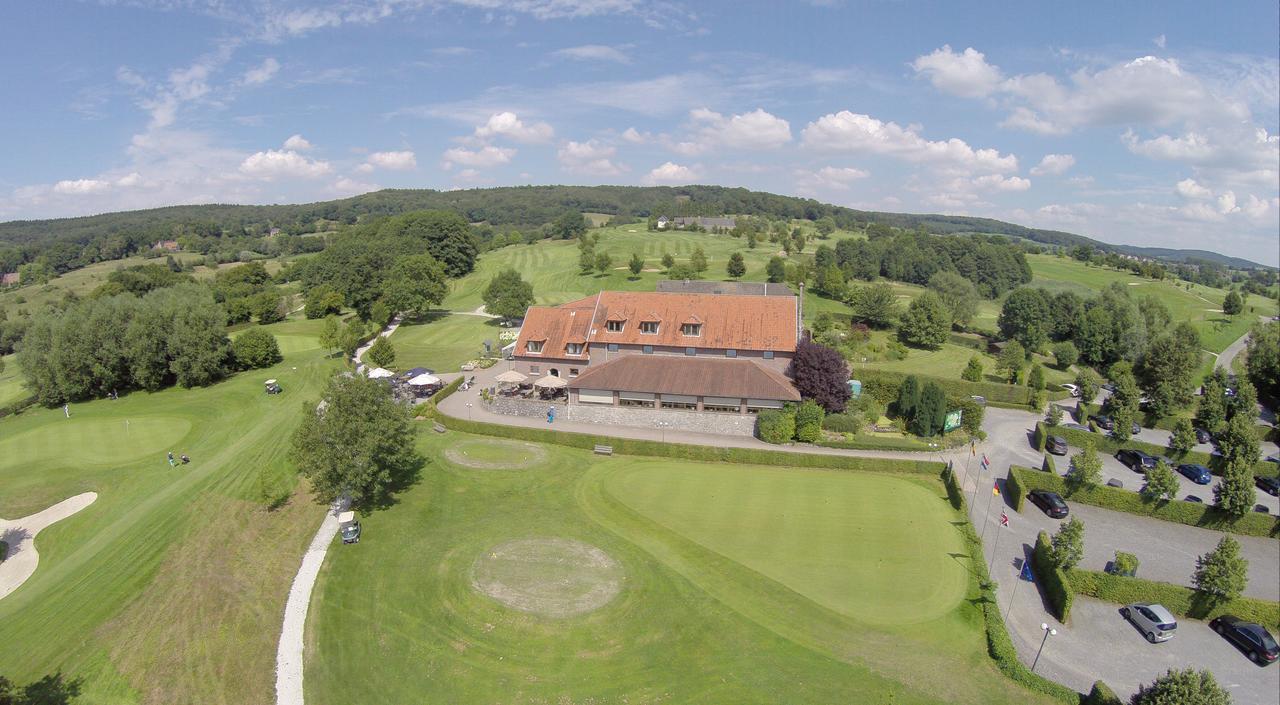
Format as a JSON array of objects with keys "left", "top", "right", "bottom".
[
  {"left": 365, "top": 336, "right": 396, "bottom": 368},
  {"left": 794, "top": 400, "right": 825, "bottom": 442},
  {"left": 1009, "top": 465, "right": 1278, "bottom": 538},
  {"left": 821, "top": 412, "right": 862, "bottom": 433},
  {"left": 756, "top": 408, "right": 796, "bottom": 444},
  {"left": 1069, "top": 569, "right": 1279, "bottom": 633},
  {"left": 1033, "top": 530, "right": 1074, "bottom": 621},
  {"left": 1042, "top": 454, "right": 1057, "bottom": 475},
  {"left": 1032, "top": 421, "right": 1047, "bottom": 451},
  {"left": 1052, "top": 341, "right": 1080, "bottom": 370},
  {"left": 1006, "top": 468, "right": 1027, "bottom": 512},
  {"left": 857, "top": 369, "right": 1032, "bottom": 408},
  {"left": 1082, "top": 681, "right": 1122, "bottom": 705},
  {"left": 231, "top": 328, "right": 283, "bottom": 370},
  {"left": 1111, "top": 551, "right": 1139, "bottom": 577}
]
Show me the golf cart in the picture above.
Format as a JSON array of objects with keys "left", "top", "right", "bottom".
[
  {"left": 265, "top": 379, "right": 282, "bottom": 395},
  {"left": 338, "top": 511, "right": 361, "bottom": 544}
]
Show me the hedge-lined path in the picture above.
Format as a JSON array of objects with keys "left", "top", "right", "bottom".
[
  {"left": 352, "top": 315, "right": 402, "bottom": 371},
  {"left": 0, "top": 492, "right": 97, "bottom": 601}
]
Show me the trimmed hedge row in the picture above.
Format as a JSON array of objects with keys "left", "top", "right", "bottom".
[
  {"left": 1054, "top": 426, "right": 1277, "bottom": 480},
  {"left": 1010, "top": 465, "right": 1280, "bottom": 539},
  {"left": 1082, "top": 681, "right": 1122, "bottom": 705},
  {"left": 1033, "top": 530, "right": 1074, "bottom": 622},
  {"left": 0, "top": 395, "right": 34, "bottom": 419},
  {"left": 856, "top": 368, "right": 1033, "bottom": 407},
  {"left": 941, "top": 464, "right": 965, "bottom": 511},
  {"left": 1033, "top": 421, "right": 1047, "bottom": 452},
  {"left": 1006, "top": 467, "right": 1027, "bottom": 512},
  {"left": 1042, "top": 454, "right": 1057, "bottom": 475},
  {"left": 1068, "top": 569, "right": 1280, "bottom": 634}
]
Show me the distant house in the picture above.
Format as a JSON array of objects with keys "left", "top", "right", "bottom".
[
  {"left": 674, "top": 216, "right": 736, "bottom": 230},
  {"left": 656, "top": 216, "right": 670, "bottom": 230},
  {"left": 0, "top": 272, "right": 18, "bottom": 286},
  {"left": 152, "top": 239, "right": 179, "bottom": 251},
  {"left": 268, "top": 227, "right": 282, "bottom": 236}
]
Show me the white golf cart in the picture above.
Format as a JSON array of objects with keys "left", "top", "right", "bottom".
[
  {"left": 338, "top": 511, "right": 361, "bottom": 544},
  {"left": 265, "top": 379, "right": 282, "bottom": 395}
]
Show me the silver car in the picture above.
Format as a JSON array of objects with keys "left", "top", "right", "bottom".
[{"left": 1122, "top": 603, "right": 1177, "bottom": 643}]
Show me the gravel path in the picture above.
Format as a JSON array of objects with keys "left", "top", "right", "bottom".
[
  {"left": 275, "top": 499, "right": 345, "bottom": 705},
  {"left": 0, "top": 492, "right": 97, "bottom": 601}
]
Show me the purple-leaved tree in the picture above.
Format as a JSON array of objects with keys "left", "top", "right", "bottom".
[{"left": 789, "top": 337, "right": 850, "bottom": 413}]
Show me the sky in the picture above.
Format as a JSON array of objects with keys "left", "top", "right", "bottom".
[{"left": 1, "top": 1, "right": 1277, "bottom": 265}]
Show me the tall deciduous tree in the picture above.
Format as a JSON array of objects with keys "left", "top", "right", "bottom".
[
  {"left": 1052, "top": 341, "right": 1079, "bottom": 369},
  {"left": 232, "top": 328, "right": 282, "bottom": 370},
  {"left": 1106, "top": 361, "right": 1141, "bottom": 442},
  {"left": 594, "top": 251, "right": 613, "bottom": 275},
  {"left": 789, "top": 338, "right": 850, "bottom": 413},
  {"left": 1067, "top": 443, "right": 1102, "bottom": 494},
  {"left": 1192, "top": 535, "right": 1248, "bottom": 603},
  {"left": 1137, "top": 322, "right": 1201, "bottom": 417},
  {"left": 1050, "top": 517, "right": 1085, "bottom": 569},
  {"left": 1221, "top": 290, "right": 1243, "bottom": 316},
  {"left": 898, "top": 291, "right": 950, "bottom": 350},
  {"left": 847, "top": 283, "right": 898, "bottom": 329},
  {"left": 926, "top": 271, "right": 978, "bottom": 329},
  {"left": 481, "top": 268, "right": 535, "bottom": 319},
  {"left": 1141, "top": 461, "right": 1180, "bottom": 502},
  {"left": 998, "top": 287, "right": 1052, "bottom": 351},
  {"left": 1169, "top": 418, "right": 1197, "bottom": 456},
  {"left": 765, "top": 256, "right": 786, "bottom": 283},
  {"left": 997, "top": 340, "right": 1026, "bottom": 384},
  {"left": 382, "top": 254, "right": 447, "bottom": 318},
  {"left": 1197, "top": 368, "right": 1230, "bottom": 432},
  {"left": 365, "top": 336, "right": 396, "bottom": 369},
  {"left": 628, "top": 253, "right": 644, "bottom": 277},
  {"left": 1075, "top": 368, "right": 1102, "bottom": 404},
  {"left": 319, "top": 315, "right": 342, "bottom": 356},
  {"left": 1244, "top": 321, "right": 1279, "bottom": 401},
  {"left": 690, "top": 247, "right": 708, "bottom": 273},
  {"left": 289, "top": 375, "right": 423, "bottom": 508}
]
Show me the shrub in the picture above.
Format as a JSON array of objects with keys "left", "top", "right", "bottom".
[
  {"left": 821, "top": 412, "right": 862, "bottom": 433},
  {"left": 1082, "top": 681, "right": 1121, "bottom": 705},
  {"left": 1052, "top": 341, "right": 1080, "bottom": 370},
  {"left": 1111, "top": 551, "right": 1139, "bottom": 577},
  {"left": 756, "top": 408, "right": 796, "bottom": 445},
  {"left": 231, "top": 328, "right": 282, "bottom": 370},
  {"left": 365, "top": 336, "right": 396, "bottom": 368},
  {"left": 1006, "top": 468, "right": 1026, "bottom": 512},
  {"left": 1032, "top": 421, "right": 1047, "bottom": 451},
  {"left": 1033, "top": 530, "right": 1074, "bottom": 621},
  {"left": 1042, "top": 454, "right": 1057, "bottom": 475},
  {"left": 793, "top": 400, "right": 825, "bottom": 442}
]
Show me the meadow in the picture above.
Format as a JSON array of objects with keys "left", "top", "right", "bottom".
[
  {"left": 385, "top": 311, "right": 503, "bottom": 373},
  {"left": 0, "top": 315, "right": 337, "bottom": 704},
  {"left": 0, "top": 354, "right": 25, "bottom": 407},
  {"left": 305, "top": 431, "right": 1055, "bottom": 705}
]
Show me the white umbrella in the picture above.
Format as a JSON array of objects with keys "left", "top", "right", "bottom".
[
  {"left": 367, "top": 367, "right": 394, "bottom": 379},
  {"left": 533, "top": 376, "right": 567, "bottom": 389},
  {"left": 494, "top": 370, "right": 527, "bottom": 384},
  {"left": 407, "top": 373, "right": 441, "bottom": 387}
]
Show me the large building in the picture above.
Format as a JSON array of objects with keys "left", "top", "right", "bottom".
[{"left": 511, "top": 290, "right": 801, "bottom": 414}]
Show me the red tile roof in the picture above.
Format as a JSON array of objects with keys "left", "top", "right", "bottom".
[
  {"left": 567, "top": 355, "right": 800, "bottom": 401},
  {"left": 515, "top": 296, "right": 595, "bottom": 361}
]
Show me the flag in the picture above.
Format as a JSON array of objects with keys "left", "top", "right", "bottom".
[
  {"left": 982, "top": 453, "right": 990, "bottom": 465},
  {"left": 992, "top": 483, "right": 1000, "bottom": 496},
  {"left": 1000, "top": 512, "right": 1009, "bottom": 527}
]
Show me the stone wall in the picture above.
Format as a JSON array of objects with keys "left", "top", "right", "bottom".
[{"left": 484, "top": 397, "right": 757, "bottom": 436}]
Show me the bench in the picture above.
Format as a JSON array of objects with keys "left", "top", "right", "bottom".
[
  {"left": 593, "top": 444, "right": 613, "bottom": 456},
  {"left": 433, "top": 422, "right": 447, "bottom": 434}
]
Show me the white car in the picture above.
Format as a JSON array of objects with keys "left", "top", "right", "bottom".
[
  {"left": 1061, "top": 383, "right": 1080, "bottom": 398},
  {"left": 1121, "top": 603, "right": 1177, "bottom": 643}
]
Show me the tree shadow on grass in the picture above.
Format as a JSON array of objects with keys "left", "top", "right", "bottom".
[{"left": 361, "top": 454, "right": 429, "bottom": 513}]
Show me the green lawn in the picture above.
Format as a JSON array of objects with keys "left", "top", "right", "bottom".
[
  {"left": 386, "top": 312, "right": 503, "bottom": 372},
  {"left": 0, "top": 315, "right": 337, "bottom": 705},
  {"left": 305, "top": 433, "right": 1055, "bottom": 705},
  {"left": 0, "top": 354, "right": 26, "bottom": 407}
]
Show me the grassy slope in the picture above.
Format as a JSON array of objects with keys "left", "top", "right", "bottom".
[
  {"left": 0, "top": 316, "right": 336, "bottom": 704},
  {"left": 385, "top": 312, "right": 502, "bottom": 373},
  {"left": 306, "top": 433, "right": 1053, "bottom": 705},
  {"left": 0, "top": 353, "right": 25, "bottom": 406}
]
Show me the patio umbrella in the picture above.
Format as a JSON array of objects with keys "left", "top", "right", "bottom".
[
  {"left": 533, "top": 375, "right": 567, "bottom": 389},
  {"left": 494, "top": 370, "right": 527, "bottom": 384},
  {"left": 407, "top": 373, "right": 441, "bottom": 387},
  {"left": 367, "top": 367, "right": 394, "bottom": 379}
]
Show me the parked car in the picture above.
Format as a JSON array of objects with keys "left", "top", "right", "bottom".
[
  {"left": 1061, "top": 383, "right": 1080, "bottom": 398},
  {"left": 1091, "top": 414, "right": 1115, "bottom": 430},
  {"left": 970, "top": 395, "right": 987, "bottom": 406},
  {"left": 1266, "top": 454, "right": 1280, "bottom": 464},
  {"left": 1046, "top": 435, "right": 1069, "bottom": 455},
  {"left": 1028, "top": 489, "right": 1069, "bottom": 518},
  {"left": 1185, "top": 495, "right": 1203, "bottom": 503},
  {"left": 1121, "top": 603, "right": 1178, "bottom": 643},
  {"left": 1210, "top": 615, "right": 1279, "bottom": 665},
  {"left": 1102, "top": 382, "right": 1116, "bottom": 392},
  {"left": 1116, "top": 449, "right": 1158, "bottom": 472},
  {"left": 1176, "top": 463, "right": 1213, "bottom": 485},
  {"left": 1256, "top": 475, "right": 1280, "bottom": 496},
  {"left": 1194, "top": 427, "right": 1213, "bottom": 444},
  {"left": 1061, "top": 422, "right": 1091, "bottom": 432}
]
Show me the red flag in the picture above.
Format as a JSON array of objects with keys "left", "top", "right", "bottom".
[
  {"left": 992, "top": 483, "right": 1000, "bottom": 496},
  {"left": 1000, "top": 512, "right": 1009, "bottom": 527},
  {"left": 982, "top": 453, "right": 990, "bottom": 465}
]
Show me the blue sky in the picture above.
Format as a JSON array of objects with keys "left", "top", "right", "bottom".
[{"left": 2, "top": 1, "right": 1277, "bottom": 264}]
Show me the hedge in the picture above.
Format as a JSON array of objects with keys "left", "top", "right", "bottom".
[
  {"left": 757, "top": 408, "right": 796, "bottom": 444},
  {"left": 856, "top": 368, "right": 1033, "bottom": 407},
  {"left": 1005, "top": 467, "right": 1027, "bottom": 512},
  {"left": 1082, "top": 681, "right": 1122, "bottom": 705},
  {"left": 1054, "top": 426, "right": 1277, "bottom": 480},
  {"left": 1033, "top": 421, "right": 1047, "bottom": 452},
  {"left": 816, "top": 434, "right": 954, "bottom": 452},
  {"left": 1033, "top": 530, "right": 1074, "bottom": 622},
  {"left": 941, "top": 464, "right": 964, "bottom": 511},
  {"left": 1042, "top": 454, "right": 1057, "bottom": 475},
  {"left": 0, "top": 395, "right": 34, "bottom": 419},
  {"left": 1068, "top": 569, "right": 1280, "bottom": 634},
  {"left": 1010, "top": 465, "right": 1280, "bottom": 539}
]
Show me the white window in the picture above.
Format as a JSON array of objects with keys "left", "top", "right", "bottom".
[
  {"left": 566, "top": 343, "right": 584, "bottom": 355},
  {"left": 681, "top": 323, "right": 702, "bottom": 337},
  {"left": 526, "top": 340, "right": 544, "bottom": 354},
  {"left": 606, "top": 320, "right": 624, "bottom": 332},
  {"left": 640, "top": 321, "right": 659, "bottom": 334}
]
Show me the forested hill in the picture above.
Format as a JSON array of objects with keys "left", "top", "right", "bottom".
[{"left": 0, "top": 185, "right": 1270, "bottom": 271}]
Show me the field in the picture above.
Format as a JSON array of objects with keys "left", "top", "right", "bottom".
[
  {"left": 0, "top": 354, "right": 25, "bottom": 407},
  {"left": 0, "top": 315, "right": 337, "bottom": 704},
  {"left": 304, "top": 432, "right": 1054, "bottom": 705},
  {"left": 386, "top": 312, "right": 504, "bottom": 373}
]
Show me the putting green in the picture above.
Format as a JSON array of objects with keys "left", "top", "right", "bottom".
[
  {"left": 443, "top": 438, "right": 547, "bottom": 469},
  {"left": 0, "top": 416, "right": 192, "bottom": 467},
  {"left": 471, "top": 537, "right": 623, "bottom": 617},
  {"left": 604, "top": 464, "right": 968, "bottom": 625}
]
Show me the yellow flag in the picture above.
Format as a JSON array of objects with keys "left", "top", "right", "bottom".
[{"left": 992, "top": 484, "right": 1001, "bottom": 496}]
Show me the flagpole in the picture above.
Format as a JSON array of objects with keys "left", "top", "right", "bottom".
[
  {"left": 969, "top": 457, "right": 983, "bottom": 513},
  {"left": 980, "top": 478, "right": 998, "bottom": 542},
  {"left": 1005, "top": 561, "right": 1024, "bottom": 621},
  {"left": 988, "top": 520, "right": 1003, "bottom": 574}
]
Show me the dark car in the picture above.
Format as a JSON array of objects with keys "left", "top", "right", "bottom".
[
  {"left": 1256, "top": 475, "right": 1280, "bottom": 497},
  {"left": 1116, "top": 449, "right": 1158, "bottom": 472},
  {"left": 1185, "top": 495, "right": 1203, "bottom": 503},
  {"left": 1176, "top": 463, "right": 1213, "bottom": 485},
  {"left": 1091, "top": 414, "right": 1115, "bottom": 430},
  {"left": 1210, "top": 615, "right": 1279, "bottom": 665},
  {"left": 1194, "top": 427, "right": 1213, "bottom": 444},
  {"left": 1046, "top": 435, "right": 1069, "bottom": 456},
  {"left": 1028, "top": 489, "right": 1069, "bottom": 518}
]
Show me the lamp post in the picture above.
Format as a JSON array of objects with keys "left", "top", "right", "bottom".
[
  {"left": 656, "top": 420, "right": 671, "bottom": 443},
  {"left": 1031, "top": 622, "right": 1057, "bottom": 672},
  {"left": 465, "top": 402, "right": 473, "bottom": 421}
]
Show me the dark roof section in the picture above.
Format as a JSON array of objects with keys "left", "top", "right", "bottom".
[
  {"left": 567, "top": 355, "right": 800, "bottom": 401},
  {"left": 656, "top": 280, "right": 795, "bottom": 297}
]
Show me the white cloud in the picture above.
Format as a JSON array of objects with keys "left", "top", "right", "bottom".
[
  {"left": 643, "top": 161, "right": 699, "bottom": 184},
  {"left": 115, "top": 172, "right": 143, "bottom": 188},
  {"left": 239, "top": 149, "right": 332, "bottom": 179},
  {"left": 801, "top": 110, "right": 1018, "bottom": 173},
  {"left": 1153, "top": 34, "right": 1167, "bottom": 49},
  {"left": 441, "top": 145, "right": 515, "bottom": 169},
  {"left": 282, "top": 134, "right": 313, "bottom": 151},
  {"left": 329, "top": 177, "right": 379, "bottom": 196},
  {"left": 53, "top": 179, "right": 112, "bottom": 195},
  {"left": 621, "top": 127, "right": 651, "bottom": 144},
  {"left": 911, "top": 45, "right": 1004, "bottom": 98},
  {"left": 1122, "top": 127, "right": 1278, "bottom": 170},
  {"left": 243, "top": 57, "right": 280, "bottom": 85},
  {"left": 795, "top": 166, "right": 869, "bottom": 192},
  {"left": 1030, "top": 153, "right": 1076, "bottom": 176},
  {"left": 473, "top": 111, "right": 554, "bottom": 144},
  {"left": 972, "top": 174, "right": 1031, "bottom": 192},
  {"left": 552, "top": 45, "right": 630, "bottom": 64},
  {"left": 557, "top": 140, "right": 626, "bottom": 176},
  {"left": 1175, "top": 178, "right": 1212, "bottom": 199},
  {"left": 365, "top": 150, "right": 418, "bottom": 170},
  {"left": 683, "top": 108, "right": 792, "bottom": 151}
]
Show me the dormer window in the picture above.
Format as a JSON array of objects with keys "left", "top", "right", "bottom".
[
  {"left": 526, "top": 340, "right": 544, "bottom": 354},
  {"left": 640, "top": 321, "right": 659, "bottom": 334},
  {"left": 681, "top": 323, "right": 702, "bottom": 337},
  {"left": 606, "top": 319, "right": 625, "bottom": 333},
  {"left": 566, "top": 342, "right": 584, "bottom": 355}
]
